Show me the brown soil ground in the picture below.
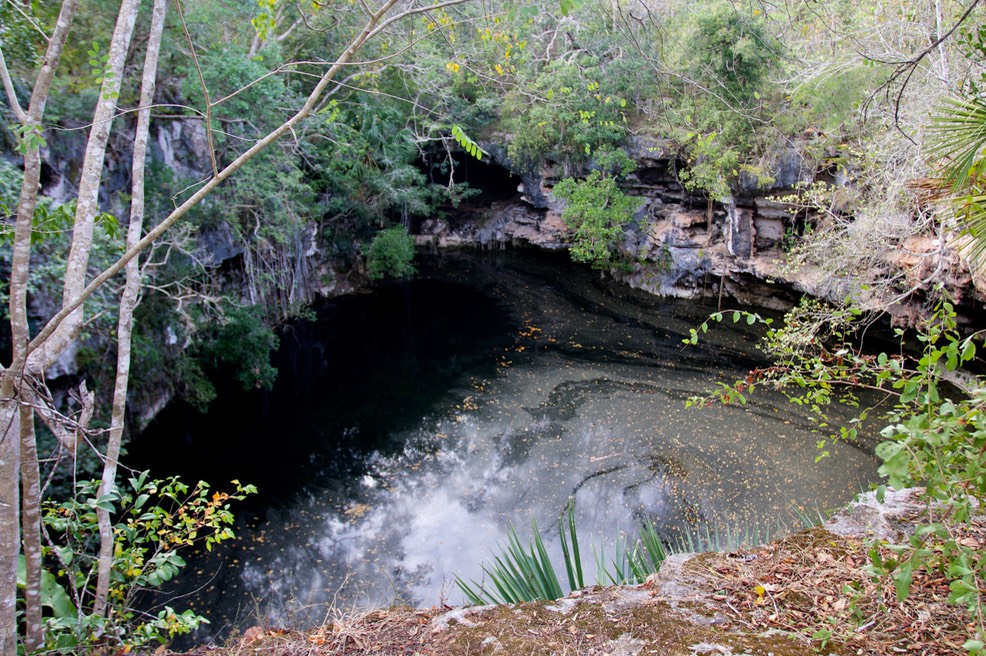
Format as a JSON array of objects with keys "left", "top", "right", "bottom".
[{"left": 152, "top": 520, "right": 984, "bottom": 656}]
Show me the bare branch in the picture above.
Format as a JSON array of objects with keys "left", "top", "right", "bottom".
[
  {"left": 30, "top": 0, "right": 469, "bottom": 360},
  {"left": 0, "top": 47, "right": 27, "bottom": 123},
  {"left": 174, "top": 0, "right": 220, "bottom": 178}
]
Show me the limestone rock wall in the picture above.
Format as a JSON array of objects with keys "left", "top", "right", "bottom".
[{"left": 423, "top": 136, "right": 985, "bottom": 325}]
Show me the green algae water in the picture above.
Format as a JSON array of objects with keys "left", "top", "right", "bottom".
[{"left": 128, "top": 250, "right": 880, "bottom": 640}]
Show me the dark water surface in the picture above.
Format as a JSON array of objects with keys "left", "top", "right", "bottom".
[{"left": 127, "top": 250, "right": 880, "bottom": 640}]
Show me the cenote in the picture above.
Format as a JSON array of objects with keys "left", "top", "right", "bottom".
[{"left": 126, "top": 249, "right": 881, "bottom": 640}]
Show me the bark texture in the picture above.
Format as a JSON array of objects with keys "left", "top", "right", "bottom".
[
  {"left": 94, "top": 0, "right": 169, "bottom": 618},
  {"left": 0, "top": 1, "right": 80, "bottom": 649}
]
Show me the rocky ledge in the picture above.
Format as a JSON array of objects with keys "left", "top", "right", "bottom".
[
  {"left": 166, "top": 488, "right": 983, "bottom": 656},
  {"left": 413, "top": 136, "right": 986, "bottom": 328}
]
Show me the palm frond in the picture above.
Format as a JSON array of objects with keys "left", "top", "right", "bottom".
[
  {"left": 927, "top": 95, "right": 986, "bottom": 261},
  {"left": 928, "top": 96, "right": 986, "bottom": 191}
]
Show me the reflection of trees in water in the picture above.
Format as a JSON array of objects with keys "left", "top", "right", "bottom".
[{"left": 141, "top": 252, "right": 879, "bottom": 641}]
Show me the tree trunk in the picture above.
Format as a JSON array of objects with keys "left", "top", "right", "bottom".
[
  {"left": 18, "top": 405, "right": 41, "bottom": 652},
  {"left": 94, "top": 0, "right": 168, "bottom": 618},
  {"left": 47, "top": 0, "right": 140, "bottom": 374},
  {"left": 0, "top": 403, "right": 20, "bottom": 656},
  {"left": 0, "top": 1, "right": 79, "bottom": 650}
]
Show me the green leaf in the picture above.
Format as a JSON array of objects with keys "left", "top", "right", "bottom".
[
  {"left": 961, "top": 338, "right": 976, "bottom": 362},
  {"left": 893, "top": 561, "right": 914, "bottom": 601}
]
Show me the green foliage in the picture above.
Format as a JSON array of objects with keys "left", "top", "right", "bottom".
[
  {"left": 130, "top": 299, "right": 279, "bottom": 415},
  {"left": 682, "top": 5, "right": 780, "bottom": 104},
  {"left": 788, "top": 65, "right": 882, "bottom": 134},
  {"left": 181, "top": 47, "right": 288, "bottom": 127},
  {"left": 552, "top": 171, "right": 642, "bottom": 269},
  {"left": 451, "top": 124, "right": 487, "bottom": 161},
  {"left": 655, "top": 3, "right": 783, "bottom": 196},
  {"left": 11, "top": 123, "right": 47, "bottom": 155},
  {"left": 200, "top": 304, "right": 280, "bottom": 393},
  {"left": 602, "top": 519, "right": 668, "bottom": 586},
  {"left": 503, "top": 56, "right": 631, "bottom": 169},
  {"left": 367, "top": 226, "right": 416, "bottom": 280},
  {"left": 928, "top": 95, "right": 986, "bottom": 260},
  {"left": 457, "top": 499, "right": 667, "bottom": 606},
  {"left": 676, "top": 131, "right": 740, "bottom": 202},
  {"left": 86, "top": 41, "right": 118, "bottom": 99},
  {"left": 457, "top": 518, "right": 564, "bottom": 605},
  {"left": 32, "top": 473, "right": 255, "bottom": 650},
  {"left": 686, "top": 296, "right": 986, "bottom": 653},
  {"left": 250, "top": 0, "right": 279, "bottom": 42},
  {"left": 592, "top": 148, "right": 636, "bottom": 178},
  {"left": 0, "top": 1, "right": 56, "bottom": 71},
  {"left": 310, "top": 98, "right": 442, "bottom": 233},
  {"left": 0, "top": 158, "right": 23, "bottom": 218},
  {"left": 957, "top": 23, "right": 986, "bottom": 100},
  {"left": 0, "top": 189, "right": 123, "bottom": 356}
]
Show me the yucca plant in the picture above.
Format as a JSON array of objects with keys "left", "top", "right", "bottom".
[
  {"left": 456, "top": 518, "right": 564, "bottom": 605},
  {"left": 558, "top": 498, "right": 585, "bottom": 592},
  {"left": 599, "top": 520, "right": 667, "bottom": 586},
  {"left": 457, "top": 500, "right": 667, "bottom": 605}
]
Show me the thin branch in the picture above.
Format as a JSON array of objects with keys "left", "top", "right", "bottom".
[
  {"left": 0, "top": 46, "right": 27, "bottom": 123},
  {"left": 868, "top": 0, "right": 983, "bottom": 141},
  {"left": 5, "top": 0, "right": 51, "bottom": 42},
  {"left": 27, "top": 0, "right": 473, "bottom": 361},
  {"left": 173, "top": 0, "right": 219, "bottom": 178}
]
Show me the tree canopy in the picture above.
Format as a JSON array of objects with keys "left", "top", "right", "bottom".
[{"left": 2, "top": 0, "right": 986, "bottom": 651}]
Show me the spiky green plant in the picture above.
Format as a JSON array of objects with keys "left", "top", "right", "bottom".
[
  {"left": 457, "top": 500, "right": 667, "bottom": 605},
  {"left": 558, "top": 498, "right": 585, "bottom": 592},
  {"left": 456, "top": 518, "right": 563, "bottom": 605},
  {"left": 928, "top": 95, "right": 986, "bottom": 260}
]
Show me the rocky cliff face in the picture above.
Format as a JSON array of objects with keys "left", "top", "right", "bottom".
[
  {"left": 33, "top": 114, "right": 985, "bottom": 327},
  {"left": 419, "top": 136, "right": 985, "bottom": 325}
]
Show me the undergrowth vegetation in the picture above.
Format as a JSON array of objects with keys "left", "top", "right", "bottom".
[
  {"left": 688, "top": 295, "right": 986, "bottom": 654},
  {"left": 31, "top": 474, "right": 254, "bottom": 651},
  {"left": 457, "top": 500, "right": 668, "bottom": 605}
]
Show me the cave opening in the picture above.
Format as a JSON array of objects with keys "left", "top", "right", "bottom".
[{"left": 419, "top": 153, "right": 521, "bottom": 208}]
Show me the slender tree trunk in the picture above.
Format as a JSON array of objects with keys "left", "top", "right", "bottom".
[
  {"left": 934, "top": 0, "right": 949, "bottom": 84},
  {"left": 0, "top": 403, "right": 20, "bottom": 656},
  {"left": 18, "top": 405, "right": 41, "bottom": 652},
  {"left": 0, "top": 1, "right": 79, "bottom": 650},
  {"left": 93, "top": 0, "right": 168, "bottom": 618},
  {"left": 48, "top": 0, "right": 140, "bottom": 372}
]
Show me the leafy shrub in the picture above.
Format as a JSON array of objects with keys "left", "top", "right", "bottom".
[
  {"left": 686, "top": 296, "right": 986, "bottom": 654},
  {"left": 31, "top": 473, "right": 255, "bottom": 650},
  {"left": 681, "top": 5, "right": 780, "bottom": 106},
  {"left": 367, "top": 225, "right": 416, "bottom": 280},
  {"left": 503, "top": 56, "right": 630, "bottom": 170},
  {"left": 552, "top": 171, "right": 642, "bottom": 269},
  {"left": 200, "top": 304, "right": 280, "bottom": 392}
]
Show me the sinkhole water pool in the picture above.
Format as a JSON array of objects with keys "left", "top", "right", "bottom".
[{"left": 127, "top": 249, "right": 881, "bottom": 640}]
